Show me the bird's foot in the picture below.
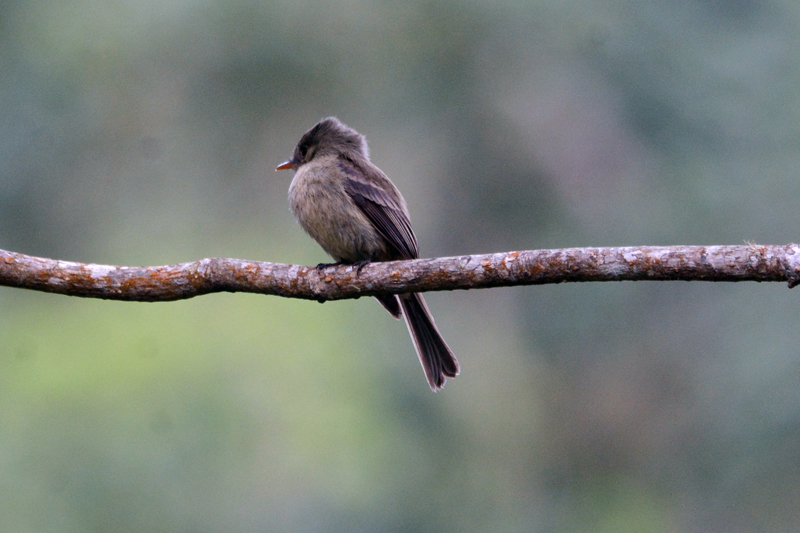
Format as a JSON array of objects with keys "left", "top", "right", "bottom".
[
  {"left": 315, "top": 261, "right": 342, "bottom": 272},
  {"left": 315, "top": 260, "right": 371, "bottom": 275},
  {"left": 352, "top": 259, "right": 371, "bottom": 274}
]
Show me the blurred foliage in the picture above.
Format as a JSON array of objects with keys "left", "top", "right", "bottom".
[{"left": 2, "top": 0, "right": 800, "bottom": 531}]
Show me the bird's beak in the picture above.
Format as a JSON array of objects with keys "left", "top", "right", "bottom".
[{"left": 275, "top": 159, "right": 295, "bottom": 171}]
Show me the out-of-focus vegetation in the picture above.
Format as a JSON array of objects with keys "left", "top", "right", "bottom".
[{"left": 3, "top": 0, "right": 800, "bottom": 531}]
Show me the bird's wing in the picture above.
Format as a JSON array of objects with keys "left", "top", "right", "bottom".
[{"left": 339, "top": 158, "right": 419, "bottom": 260}]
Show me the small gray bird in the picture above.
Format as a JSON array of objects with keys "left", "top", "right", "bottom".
[{"left": 276, "top": 117, "right": 459, "bottom": 391}]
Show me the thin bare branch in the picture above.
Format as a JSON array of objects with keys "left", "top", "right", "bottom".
[{"left": 1, "top": 244, "right": 799, "bottom": 302}]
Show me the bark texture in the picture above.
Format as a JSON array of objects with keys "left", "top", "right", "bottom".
[{"left": 1, "top": 244, "right": 799, "bottom": 302}]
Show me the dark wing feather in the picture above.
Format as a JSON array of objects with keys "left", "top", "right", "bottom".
[{"left": 340, "top": 158, "right": 419, "bottom": 260}]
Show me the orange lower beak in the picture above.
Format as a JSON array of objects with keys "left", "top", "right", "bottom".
[{"left": 275, "top": 160, "right": 294, "bottom": 171}]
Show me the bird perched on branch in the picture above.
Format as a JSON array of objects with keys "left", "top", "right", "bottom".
[{"left": 276, "top": 117, "right": 459, "bottom": 391}]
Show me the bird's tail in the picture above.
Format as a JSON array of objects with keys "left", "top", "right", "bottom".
[{"left": 399, "top": 293, "right": 459, "bottom": 391}]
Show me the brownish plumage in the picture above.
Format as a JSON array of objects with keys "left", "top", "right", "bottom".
[{"left": 276, "top": 117, "right": 459, "bottom": 391}]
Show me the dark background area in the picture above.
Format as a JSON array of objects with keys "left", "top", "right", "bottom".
[{"left": 2, "top": 1, "right": 800, "bottom": 531}]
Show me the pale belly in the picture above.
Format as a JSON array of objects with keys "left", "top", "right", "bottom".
[{"left": 288, "top": 169, "right": 387, "bottom": 263}]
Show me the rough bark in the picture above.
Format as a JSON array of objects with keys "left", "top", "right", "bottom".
[{"left": 1, "top": 244, "right": 799, "bottom": 303}]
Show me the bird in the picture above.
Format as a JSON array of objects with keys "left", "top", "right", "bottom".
[{"left": 276, "top": 117, "right": 459, "bottom": 391}]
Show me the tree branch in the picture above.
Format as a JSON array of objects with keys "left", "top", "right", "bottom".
[{"left": 1, "top": 244, "right": 799, "bottom": 303}]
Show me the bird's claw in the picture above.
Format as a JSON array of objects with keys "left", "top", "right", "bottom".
[
  {"left": 352, "top": 260, "right": 371, "bottom": 274},
  {"left": 315, "top": 262, "right": 341, "bottom": 272}
]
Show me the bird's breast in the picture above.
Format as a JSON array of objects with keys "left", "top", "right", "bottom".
[{"left": 288, "top": 165, "right": 386, "bottom": 263}]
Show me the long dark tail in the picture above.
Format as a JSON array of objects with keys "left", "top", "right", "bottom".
[{"left": 399, "top": 293, "right": 459, "bottom": 391}]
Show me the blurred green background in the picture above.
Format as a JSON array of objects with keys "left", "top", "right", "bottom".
[{"left": 2, "top": 0, "right": 800, "bottom": 531}]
